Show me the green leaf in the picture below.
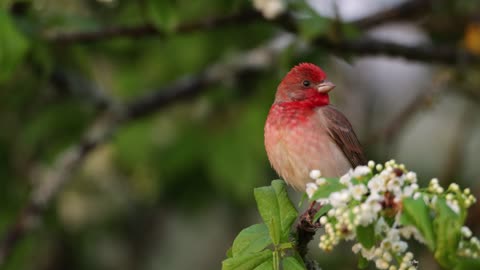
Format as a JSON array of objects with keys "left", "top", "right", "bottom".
[
  {"left": 271, "top": 180, "right": 298, "bottom": 240},
  {"left": 226, "top": 247, "right": 233, "bottom": 258},
  {"left": 253, "top": 257, "right": 273, "bottom": 270},
  {"left": 0, "top": 11, "right": 29, "bottom": 82},
  {"left": 282, "top": 256, "right": 306, "bottom": 270},
  {"left": 356, "top": 224, "right": 375, "bottom": 249},
  {"left": 291, "top": 0, "right": 331, "bottom": 40},
  {"left": 454, "top": 258, "right": 480, "bottom": 270},
  {"left": 254, "top": 180, "right": 298, "bottom": 244},
  {"left": 222, "top": 250, "right": 272, "bottom": 270},
  {"left": 434, "top": 198, "right": 463, "bottom": 268},
  {"left": 358, "top": 256, "right": 369, "bottom": 269},
  {"left": 147, "top": 0, "right": 178, "bottom": 32},
  {"left": 232, "top": 224, "right": 272, "bottom": 257},
  {"left": 401, "top": 197, "right": 436, "bottom": 251},
  {"left": 313, "top": 204, "right": 332, "bottom": 222},
  {"left": 310, "top": 178, "right": 346, "bottom": 201}
]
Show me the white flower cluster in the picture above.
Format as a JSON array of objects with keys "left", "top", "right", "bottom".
[
  {"left": 458, "top": 226, "right": 480, "bottom": 259},
  {"left": 307, "top": 160, "right": 427, "bottom": 269},
  {"left": 253, "top": 0, "right": 286, "bottom": 19}
]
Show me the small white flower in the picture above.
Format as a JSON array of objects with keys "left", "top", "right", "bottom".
[
  {"left": 392, "top": 241, "right": 408, "bottom": 253},
  {"left": 461, "top": 226, "right": 472, "bottom": 238},
  {"left": 319, "top": 216, "right": 328, "bottom": 225},
  {"left": 316, "top": 177, "right": 327, "bottom": 186},
  {"left": 368, "top": 160, "right": 375, "bottom": 168},
  {"left": 406, "top": 171, "right": 417, "bottom": 183},
  {"left": 306, "top": 182, "right": 318, "bottom": 198},
  {"left": 253, "top": 0, "right": 286, "bottom": 19},
  {"left": 376, "top": 164, "right": 384, "bottom": 171},
  {"left": 403, "top": 184, "right": 418, "bottom": 197},
  {"left": 350, "top": 184, "right": 368, "bottom": 201},
  {"left": 309, "top": 169, "right": 322, "bottom": 180},
  {"left": 361, "top": 247, "right": 376, "bottom": 260},
  {"left": 352, "top": 243, "right": 362, "bottom": 254},
  {"left": 329, "top": 190, "right": 350, "bottom": 208},
  {"left": 446, "top": 199, "right": 460, "bottom": 214},
  {"left": 375, "top": 217, "right": 389, "bottom": 234},
  {"left": 352, "top": 166, "right": 371, "bottom": 178},
  {"left": 368, "top": 176, "right": 386, "bottom": 193},
  {"left": 449, "top": 183, "right": 460, "bottom": 192},
  {"left": 375, "top": 258, "right": 389, "bottom": 269},
  {"left": 339, "top": 172, "right": 352, "bottom": 186}
]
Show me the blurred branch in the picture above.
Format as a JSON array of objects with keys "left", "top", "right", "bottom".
[
  {"left": 48, "top": 9, "right": 262, "bottom": 44},
  {"left": 0, "top": 36, "right": 289, "bottom": 266},
  {"left": 352, "top": 0, "right": 432, "bottom": 29},
  {"left": 47, "top": 7, "right": 480, "bottom": 66}
]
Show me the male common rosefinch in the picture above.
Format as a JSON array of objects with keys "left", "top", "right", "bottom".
[{"left": 264, "top": 63, "right": 366, "bottom": 190}]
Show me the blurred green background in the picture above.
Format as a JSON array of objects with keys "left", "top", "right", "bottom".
[{"left": 1, "top": 0, "right": 480, "bottom": 269}]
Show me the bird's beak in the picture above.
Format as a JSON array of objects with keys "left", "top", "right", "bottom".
[{"left": 317, "top": 81, "right": 336, "bottom": 93}]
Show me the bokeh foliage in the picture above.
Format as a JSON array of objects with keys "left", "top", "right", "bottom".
[{"left": 1, "top": 0, "right": 480, "bottom": 269}]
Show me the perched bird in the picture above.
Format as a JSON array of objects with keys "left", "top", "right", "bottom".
[{"left": 264, "top": 63, "right": 367, "bottom": 190}]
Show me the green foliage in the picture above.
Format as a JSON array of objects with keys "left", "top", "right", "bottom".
[
  {"left": 356, "top": 223, "right": 375, "bottom": 249},
  {"left": 401, "top": 198, "right": 436, "bottom": 251},
  {"left": 232, "top": 224, "right": 272, "bottom": 257},
  {"left": 223, "top": 180, "right": 305, "bottom": 270},
  {"left": 147, "top": 0, "right": 178, "bottom": 32},
  {"left": 0, "top": 10, "right": 29, "bottom": 82},
  {"left": 309, "top": 178, "right": 345, "bottom": 201}
]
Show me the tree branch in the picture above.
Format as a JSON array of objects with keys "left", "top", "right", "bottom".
[
  {"left": 296, "top": 203, "right": 322, "bottom": 270},
  {"left": 352, "top": 0, "right": 432, "bottom": 29},
  {"left": 48, "top": 9, "right": 262, "bottom": 44}
]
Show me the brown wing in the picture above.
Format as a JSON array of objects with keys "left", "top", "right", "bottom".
[{"left": 321, "top": 106, "right": 367, "bottom": 167}]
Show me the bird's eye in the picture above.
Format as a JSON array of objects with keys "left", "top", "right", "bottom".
[{"left": 303, "top": 80, "right": 311, "bottom": 87}]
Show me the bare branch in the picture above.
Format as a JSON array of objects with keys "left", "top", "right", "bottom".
[
  {"left": 352, "top": 0, "right": 432, "bottom": 29},
  {"left": 48, "top": 9, "right": 262, "bottom": 44}
]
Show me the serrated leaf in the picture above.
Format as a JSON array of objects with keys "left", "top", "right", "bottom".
[
  {"left": 356, "top": 224, "right": 375, "bottom": 249},
  {"left": 401, "top": 197, "right": 436, "bottom": 251},
  {"left": 434, "top": 198, "right": 463, "bottom": 268},
  {"left": 313, "top": 204, "right": 332, "bottom": 222},
  {"left": 254, "top": 180, "right": 298, "bottom": 244},
  {"left": 310, "top": 178, "right": 346, "bottom": 201},
  {"left": 232, "top": 224, "right": 272, "bottom": 257},
  {"left": 222, "top": 250, "right": 272, "bottom": 270},
  {"left": 271, "top": 180, "right": 298, "bottom": 240},
  {"left": 0, "top": 10, "right": 29, "bottom": 82},
  {"left": 147, "top": 0, "right": 178, "bottom": 32},
  {"left": 282, "top": 256, "right": 306, "bottom": 270}
]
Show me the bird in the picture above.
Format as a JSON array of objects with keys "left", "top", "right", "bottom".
[{"left": 264, "top": 63, "right": 367, "bottom": 190}]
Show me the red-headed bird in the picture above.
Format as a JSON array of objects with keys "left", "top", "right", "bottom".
[{"left": 264, "top": 63, "right": 367, "bottom": 190}]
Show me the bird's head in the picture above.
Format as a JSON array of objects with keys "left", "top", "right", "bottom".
[{"left": 275, "top": 63, "right": 335, "bottom": 106}]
